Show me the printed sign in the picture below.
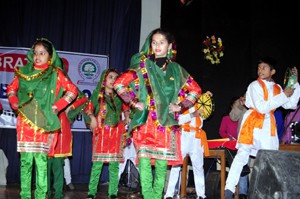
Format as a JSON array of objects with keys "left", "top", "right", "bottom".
[{"left": 0, "top": 47, "right": 108, "bottom": 129}]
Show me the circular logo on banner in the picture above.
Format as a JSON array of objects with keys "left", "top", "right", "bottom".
[{"left": 78, "top": 58, "right": 101, "bottom": 84}]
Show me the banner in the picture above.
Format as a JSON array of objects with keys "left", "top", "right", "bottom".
[{"left": 0, "top": 47, "right": 108, "bottom": 129}]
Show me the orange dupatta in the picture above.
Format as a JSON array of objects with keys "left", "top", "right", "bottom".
[
  {"left": 181, "top": 109, "right": 210, "bottom": 157},
  {"left": 238, "top": 78, "right": 280, "bottom": 144}
]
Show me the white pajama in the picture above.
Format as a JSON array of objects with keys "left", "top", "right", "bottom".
[
  {"left": 64, "top": 158, "right": 72, "bottom": 185},
  {"left": 225, "top": 80, "right": 300, "bottom": 193},
  {"left": 165, "top": 107, "right": 206, "bottom": 198}
]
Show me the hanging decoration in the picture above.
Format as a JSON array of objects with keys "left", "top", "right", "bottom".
[{"left": 202, "top": 35, "right": 224, "bottom": 64}]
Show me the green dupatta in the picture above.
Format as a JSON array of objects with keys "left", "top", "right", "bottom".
[
  {"left": 84, "top": 69, "right": 123, "bottom": 126},
  {"left": 128, "top": 31, "right": 189, "bottom": 131},
  {"left": 16, "top": 39, "right": 64, "bottom": 132}
]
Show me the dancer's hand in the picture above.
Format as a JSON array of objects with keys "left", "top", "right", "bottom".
[
  {"left": 52, "top": 105, "right": 58, "bottom": 114},
  {"left": 169, "top": 103, "right": 181, "bottom": 113},
  {"left": 89, "top": 116, "right": 97, "bottom": 131},
  {"left": 134, "top": 102, "right": 144, "bottom": 111}
]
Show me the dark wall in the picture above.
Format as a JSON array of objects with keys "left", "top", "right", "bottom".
[
  {"left": 161, "top": 0, "right": 300, "bottom": 139},
  {"left": 0, "top": 0, "right": 141, "bottom": 72}
]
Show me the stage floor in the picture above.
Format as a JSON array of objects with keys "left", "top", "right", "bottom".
[
  {"left": 0, "top": 183, "right": 143, "bottom": 199},
  {"left": 0, "top": 183, "right": 198, "bottom": 199}
]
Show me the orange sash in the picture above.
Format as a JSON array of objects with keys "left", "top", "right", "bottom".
[
  {"left": 238, "top": 78, "right": 280, "bottom": 144},
  {"left": 181, "top": 109, "right": 210, "bottom": 157}
]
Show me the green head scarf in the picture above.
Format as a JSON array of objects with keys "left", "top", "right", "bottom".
[
  {"left": 16, "top": 38, "right": 64, "bottom": 132},
  {"left": 130, "top": 28, "right": 176, "bottom": 67},
  {"left": 30, "top": 38, "right": 87, "bottom": 124},
  {"left": 84, "top": 69, "right": 123, "bottom": 127},
  {"left": 27, "top": 38, "right": 62, "bottom": 68}
]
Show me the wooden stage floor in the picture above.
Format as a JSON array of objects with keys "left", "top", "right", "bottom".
[
  {"left": 0, "top": 183, "right": 144, "bottom": 199},
  {"left": 0, "top": 183, "right": 198, "bottom": 199}
]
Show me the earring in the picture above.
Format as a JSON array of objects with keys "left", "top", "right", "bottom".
[
  {"left": 149, "top": 47, "right": 153, "bottom": 55},
  {"left": 48, "top": 60, "right": 51, "bottom": 65}
]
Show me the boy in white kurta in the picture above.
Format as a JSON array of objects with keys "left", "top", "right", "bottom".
[
  {"left": 165, "top": 92, "right": 212, "bottom": 199},
  {"left": 225, "top": 57, "right": 300, "bottom": 198}
]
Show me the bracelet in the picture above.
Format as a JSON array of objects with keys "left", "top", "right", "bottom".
[
  {"left": 129, "top": 99, "right": 137, "bottom": 108},
  {"left": 177, "top": 103, "right": 182, "bottom": 113}
]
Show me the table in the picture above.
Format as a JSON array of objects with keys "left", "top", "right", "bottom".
[
  {"left": 279, "top": 144, "right": 300, "bottom": 151},
  {"left": 180, "top": 148, "right": 230, "bottom": 199}
]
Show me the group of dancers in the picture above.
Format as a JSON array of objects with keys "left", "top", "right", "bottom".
[{"left": 6, "top": 27, "right": 300, "bottom": 199}]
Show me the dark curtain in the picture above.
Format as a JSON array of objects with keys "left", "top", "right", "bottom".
[
  {"left": 0, "top": 0, "right": 141, "bottom": 72},
  {"left": 162, "top": 0, "right": 300, "bottom": 139},
  {"left": 0, "top": 0, "right": 141, "bottom": 183}
]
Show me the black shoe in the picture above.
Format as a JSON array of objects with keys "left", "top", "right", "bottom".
[
  {"left": 86, "top": 195, "right": 95, "bottom": 199},
  {"left": 225, "top": 189, "right": 234, "bottom": 199},
  {"left": 166, "top": 197, "right": 173, "bottom": 199},
  {"left": 109, "top": 195, "right": 118, "bottom": 199},
  {"left": 239, "top": 194, "right": 247, "bottom": 199},
  {"left": 198, "top": 197, "right": 206, "bottom": 199}
]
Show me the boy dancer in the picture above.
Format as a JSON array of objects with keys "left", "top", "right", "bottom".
[{"left": 225, "top": 57, "right": 300, "bottom": 198}]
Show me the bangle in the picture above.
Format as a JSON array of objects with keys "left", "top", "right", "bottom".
[
  {"left": 129, "top": 99, "right": 137, "bottom": 108},
  {"left": 177, "top": 104, "right": 182, "bottom": 113}
]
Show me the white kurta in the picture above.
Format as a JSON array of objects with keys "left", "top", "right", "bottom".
[
  {"left": 238, "top": 80, "right": 300, "bottom": 154},
  {"left": 225, "top": 80, "right": 300, "bottom": 193},
  {"left": 164, "top": 107, "right": 206, "bottom": 199}
]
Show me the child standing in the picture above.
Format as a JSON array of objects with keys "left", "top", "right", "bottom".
[
  {"left": 47, "top": 90, "right": 88, "bottom": 199},
  {"left": 84, "top": 69, "right": 130, "bottom": 199},
  {"left": 7, "top": 38, "right": 78, "bottom": 199},
  {"left": 47, "top": 57, "right": 88, "bottom": 199},
  {"left": 224, "top": 57, "right": 300, "bottom": 198},
  {"left": 164, "top": 91, "right": 212, "bottom": 199},
  {"left": 113, "top": 28, "right": 202, "bottom": 199}
]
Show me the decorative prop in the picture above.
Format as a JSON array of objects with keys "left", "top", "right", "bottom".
[
  {"left": 202, "top": 35, "right": 224, "bottom": 64},
  {"left": 283, "top": 67, "right": 297, "bottom": 89},
  {"left": 196, "top": 93, "right": 215, "bottom": 119}
]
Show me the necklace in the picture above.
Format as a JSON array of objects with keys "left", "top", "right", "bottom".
[{"left": 161, "top": 62, "right": 168, "bottom": 71}]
